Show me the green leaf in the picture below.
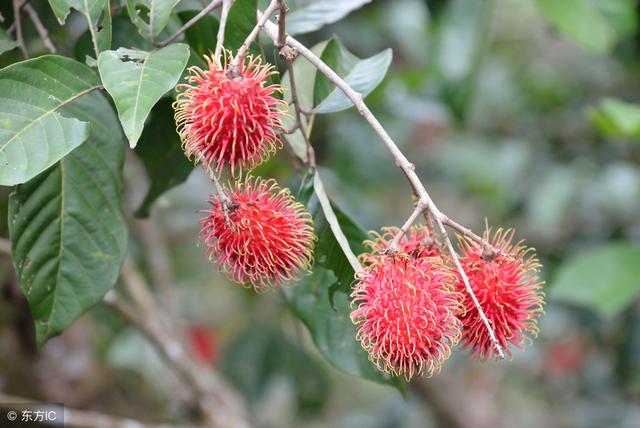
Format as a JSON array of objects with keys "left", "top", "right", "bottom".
[
  {"left": 313, "top": 37, "right": 392, "bottom": 113},
  {"left": 8, "top": 85, "right": 127, "bottom": 347},
  {"left": 127, "top": 0, "right": 181, "bottom": 40},
  {"left": 134, "top": 98, "right": 193, "bottom": 217},
  {"left": 178, "top": 10, "right": 220, "bottom": 60},
  {"left": 224, "top": 0, "right": 258, "bottom": 55},
  {"left": 287, "top": 0, "right": 372, "bottom": 35},
  {"left": 0, "top": 28, "right": 18, "bottom": 55},
  {"left": 48, "top": 0, "right": 72, "bottom": 25},
  {"left": 97, "top": 44, "right": 190, "bottom": 147},
  {"left": 285, "top": 267, "right": 404, "bottom": 391},
  {"left": 589, "top": 98, "right": 640, "bottom": 139},
  {"left": 551, "top": 242, "right": 640, "bottom": 318},
  {"left": 534, "top": 0, "right": 636, "bottom": 54},
  {"left": 66, "top": 0, "right": 112, "bottom": 57},
  {"left": 0, "top": 56, "right": 102, "bottom": 186}
]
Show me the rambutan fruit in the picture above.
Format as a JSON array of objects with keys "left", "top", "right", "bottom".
[
  {"left": 174, "top": 54, "right": 285, "bottom": 176},
  {"left": 455, "top": 228, "right": 544, "bottom": 360},
  {"left": 351, "top": 253, "right": 463, "bottom": 380},
  {"left": 200, "top": 177, "right": 315, "bottom": 291}
]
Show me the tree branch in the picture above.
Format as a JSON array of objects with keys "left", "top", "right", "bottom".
[
  {"left": 23, "top": 3, "right": 56, "bottom": 53},
  {"left": 214, "top": 0, "right": 233, "bottom": 59},
  {"left": 105, "top": 260, "right": 249, "bottom": 428},
  {"left": 156, "top": 0, "right": 223, "bottom": 48},
  {"left": 12, "top": 0, "right": 28, "bottom": 58},
  {"left": 261, "top": 15, "right": 506, "bottom": 359}
]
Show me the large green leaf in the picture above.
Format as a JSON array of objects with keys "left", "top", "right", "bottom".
[
  {"left": 534, "top": 0, "right": 636, "bottom": 54},
  {"left": 0, "top": 56, "right": 102, "bottom": 186},
  {"left": 97, "top": 44, "right": 190, "bottom": 147},
  {"left": 551, "top": 242, "right": 640, "bottom": 318},
  {"left": 0, "top": 28, "right": 18, "bottom": 55},
  {"left": 8, "top": 86, "right": 127, "bottom": 347},
  {"left": 589, "top": 98, "right": 640, "bottom": 139},
  {"left": 224, "top": 0, "right": 258, "bottom": 55},
  {"left": 287, "top": 0, "right": 372, "bottom": 35},
  {"left": 285, "top": 267, "right": 404, "bottom": 391},
  {"left": 178, "top": 10, "right": 220, "bottom": 60},
  {"left": 313, "top": 37, "right": 392, "bottom": 114},
  {"left": 127, "top": 0, "right": 181, "bottom": 40},
  {"left": 134, "top": 98, "right": 193, "bottom": 217}
]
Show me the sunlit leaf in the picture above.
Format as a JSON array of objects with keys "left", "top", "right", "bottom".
[
  {"left": 313, "top": 37, "right": 392, "bottom": 114},
  {"left": 287, "top": 0, "right": 372, "bottom": 35},
  {"left": 97, "top": 44, "right": 190, "bottom": 147},
  {"left": 551, "top": 242, "right": 640, "bottom": 317},
  {"left": 534, "top": 0, "right": 636, "bottom": 54},
  {"left": 589, "top": 98, "right": 640, "bottom": 139}
]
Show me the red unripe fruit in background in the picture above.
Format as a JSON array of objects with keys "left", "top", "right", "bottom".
[
  {"left": 174, "top": 54, "right": 285, "bottom": 176},
  {"left": 351, "top": 251, "right": 463, "bottom": 381},
  {"left": 200, "top": 177, "right": 315, "bottom": 291},
  {"left": 455, "top": 228, "right": 545, "bottom": 360}
]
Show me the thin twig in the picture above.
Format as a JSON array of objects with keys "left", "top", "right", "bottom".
[
  {"left": 12, "top": 0, "right": 28, "bottom": 58},
  {"left": 0, "top": 394, "right": 200, "bottom": 428},
  {"left": 262, "top": 16, "right": 506, "bottom": 359},
  {"left": 205, "top": 165, "right": 230, "bottom": 204},
  {"left": 388, "top": 201, "right": 426, "bottom": 252},
  {"left": 228, "top": 0, "right": 279, "bottom": 72},
  {"left": 105, "top": 264, "right": 249, "bottom": 428},
  {"left": 156, "top": 0, "right": 223, "bottom": 48},
  {"left": 23, "top": 3, "right": 56, "bottom": 53},
  {"left": 277, "top": 2, "right": 315, "bottom": 165},
  {"left": 0, "top": 237, "right": 11, "bottom": 256},
  {"left": 276, "top": 0, "right": 287, "bottom": 48},
  {"left": 214, "top": 0, "right": 233, "bottom": 59},
  {"left": 284, "top": 57, "right": 315, "bottom": 166}
]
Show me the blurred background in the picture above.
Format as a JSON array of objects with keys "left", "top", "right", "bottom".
[{"left": 2, "top": 0, "right": 640, "bottom": 427}]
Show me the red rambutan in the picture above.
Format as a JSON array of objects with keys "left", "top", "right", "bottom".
[
  {"left": 351, "top": 252, "right": 463, "bottom": 380},
  {"left": 174, "top": 54, "right": 285, "bottom": 176},
  {"left": 200, "top": 177, "right": 315, "bottom": 291},
  {"left": 455, "top": 228, "right": 544, "bottom": 360}
]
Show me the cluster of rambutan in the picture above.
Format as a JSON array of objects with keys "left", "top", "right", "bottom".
[
  {"left": 171, "top": 51, "right": 544, "bottom": 381},
  {"left": 350, "top": 225, "right": 545, "bottom": 381},
  {"left": 173, "top": 53, "right": 316, "bottom": 291}
]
